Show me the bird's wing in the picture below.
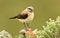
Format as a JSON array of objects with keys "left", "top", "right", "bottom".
[
  {"left": 9, "top": 13, "right": 28, "bottom": 19},
  {"left": 16, "top": 14, "right": 28, "bottom": 19},
  {"left": 9, "top": 9, "right": 28, "bottom": 19}
]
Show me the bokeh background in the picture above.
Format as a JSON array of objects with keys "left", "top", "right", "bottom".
[{"left": 0, "top": 0, "right": 60, "bottom": 37}]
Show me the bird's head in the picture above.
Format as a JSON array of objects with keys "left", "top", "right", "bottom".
[{"left": 26, "top": 6, "right": 34, "bottom": 12}]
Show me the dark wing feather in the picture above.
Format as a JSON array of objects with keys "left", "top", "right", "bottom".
[
  {"left": 9, "top": 16, "right": 17, "bottom": 19},
  {"left": 16, "top": 14, "right": 28, "bottom": 19},
  {"left": 9, "top": 14, "right": 28, "bottom": 19}
]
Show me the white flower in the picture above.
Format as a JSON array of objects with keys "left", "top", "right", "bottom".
[
  {"left": 33, "top": 29, "right": 38, "bottom": 35},
  {"left": 0, "top": 30, "right": 12, "bottom": 38},
  {"left": 46, "top": 18, "right": 56, "bottom": 25}
]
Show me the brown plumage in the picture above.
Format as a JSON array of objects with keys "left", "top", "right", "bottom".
[{"left": 9, "top": 14, "right": 28, "bottom": 19}]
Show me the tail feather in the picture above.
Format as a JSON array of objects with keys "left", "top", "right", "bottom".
[{"left": 9, "top": 16, "right": 17, "bottom": 19}]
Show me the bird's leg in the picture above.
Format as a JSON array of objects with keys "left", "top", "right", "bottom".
[
  {"left": 23, "top": 22, "right": 27, "bottom": 28},
  {"left": 23, "top": 23, "right": 27, "bottom": 38},
  {"left": 26, "top": 23, "right": 30, "bottom": 28}
]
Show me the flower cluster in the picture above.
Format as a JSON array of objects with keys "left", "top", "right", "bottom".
[
  {"left": 16, "top": 16, "right": 60, "bottom": 38},
  {"left": 0, "top": 30, "right": 12, "bottom": 38}
]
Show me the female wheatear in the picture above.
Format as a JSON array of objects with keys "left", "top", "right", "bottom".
[{"left": 9, "top": 6, "right": 34, "bottom": 28}]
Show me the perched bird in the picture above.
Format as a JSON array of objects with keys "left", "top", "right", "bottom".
[{"left": 9, "top": 6, "right": 34, "bottom": 28}]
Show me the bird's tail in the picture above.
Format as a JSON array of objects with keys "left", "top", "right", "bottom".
[{"left": 9, "top": 16, "right": 17, "bottom": 19}]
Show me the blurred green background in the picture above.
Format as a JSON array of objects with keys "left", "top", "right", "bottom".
[{"left": 0, "top": 0, "right": 60, "bottom": 37}]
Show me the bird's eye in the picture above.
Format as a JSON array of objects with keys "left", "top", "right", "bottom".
[
  {"left": 28, "top": 8, "right": 32, "bottom": 10},
  {"left": 28, "top": 8, "right": 33, "bottom": 12}
]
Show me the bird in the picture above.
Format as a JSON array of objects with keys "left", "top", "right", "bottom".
[{"left": 9, "top": 6, "right": 34, "bottom": 28}]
